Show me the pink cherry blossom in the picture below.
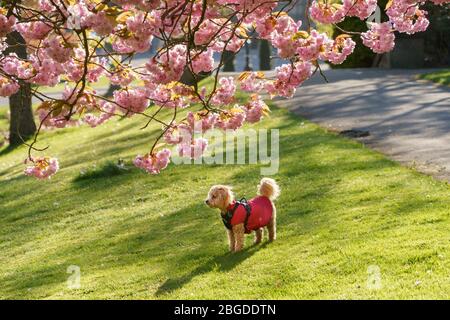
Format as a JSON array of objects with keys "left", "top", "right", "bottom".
[
  {"left": 43, "top": 36, "right": 73, "bottom": 63},
  {"left": 83, "top": 102, "right": 116, "bottom": 128},
  {"left": 145, "top": 45, "right": 187, "bottom": 84},
  {"left": 254, "top": 16, "right": 277, "bottom": 39},
  {"left": 84, "top": 11, "right": 116, "bottom": 36},
  {"left": 215, "top": 109, "right": 246, "bottom": 130},
  {"left": 37, "top": 103, "right": 80, "bottom": 129},
  {"left": 241, "top": 96, "right": 268, "bottom": 123},
  {"left": 211, "top": 77, "right": 236, "bottom": 106},
  {"left": 361, "top": 22, "right": 396, "bottom": 53},
  {"left": 146, "top": 84, "right": 191, "bottom": 109},
  {"left": 265, "top": 61, "right": 313, "bottom": 98},
  {"left": 164, "top": 124, "right": 192, "bottom": 145},
  {"left": 187, "top": 112, "right": 218, "bottom": 133},
  {"left": 270, "top": 16, "right": 302, "bottom": 59},
  {"left": 0, "top": 77, "right": 20, "bottom": 97},
  {"left": 296, "top": 30, "right": 330, "bottom": 62},
  {"left": 387, "top": 2, "right": 430, "bottom": 34},
  {"left": 323, "top": 36, "right": 356, "bottom": 65},
  {"left": 0, "top": 14, "right": 16, "bottom": 37},
  {"left": 24, "top": 157, "right": 59, "bottom": 179},
  {"left": 16, "top": 21, "right": 52, "bottom": 41},
  {"left": 310, "top": 1, "right": 345, "bottom": 24},
  {"left": 191, "top": 49, "right": 215, "bottom": 74},
  {"left": 114, "top": 88, "right": 149, "bottom": 115},
  {"left": 239, "top": 72, "right": 267, "bottom": 93},
  {"left": 194, "top": 19, "right": 221, "bottom": 45},
  {"left": 178, "top": 138, "right": 208, "bottom": 159},
  {"left": 109, "top": 67, "right": 135, "bottom": 87},
  {"left": 343, "top": 0, "right": 377, "bottom": 20},
  {"left": 30, "top": 55, "right": 64, "bottom": 86},
  {"left": 134, "top": 149, "right": 171, "bottom": 174}
]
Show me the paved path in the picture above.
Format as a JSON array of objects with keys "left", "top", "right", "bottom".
[{"left": 275, "top": 68, "right": 450, "bottom": 181}]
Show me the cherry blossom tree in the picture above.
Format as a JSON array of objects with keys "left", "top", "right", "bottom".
[{"left": 0, "top": 0, "right": 448, "bottom": 179}]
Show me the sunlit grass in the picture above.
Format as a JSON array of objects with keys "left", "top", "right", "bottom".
[
  {"left": 418, "top": 69, "right": 450, "bottom": 86},
  {"left": 1, "top": 81, "right": 450, "bottom": 299}
]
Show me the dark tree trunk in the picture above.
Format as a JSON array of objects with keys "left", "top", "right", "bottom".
[
  {"left": 259, "top": 39, "right": 272, "bottom": 71},
  {"left": 103, "top": 84, "right": 120, "bottom": 98},
  {"left": 6, "top": 31, "right": 36, "bottom": 146},
  {"left": 9, "top": 81, "right": 35, "bottom": 145},
  {"left": 223, "top": 50, "right": 235, "bottom": 72},
  {"left": 179, "top": 67, "right": 210, "bottom": 86}
]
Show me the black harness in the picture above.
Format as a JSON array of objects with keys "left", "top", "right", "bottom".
[{"left": 222, "top": 198, "right": 252, "bottom": 232}]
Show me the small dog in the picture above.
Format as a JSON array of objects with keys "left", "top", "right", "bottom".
[{"left": 205, "top": 178, "right": 280, "bottom": 252}]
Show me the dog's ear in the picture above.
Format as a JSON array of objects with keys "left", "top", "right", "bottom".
[{"left": 222, "top": 186, "right": 234, "bottom": 204}]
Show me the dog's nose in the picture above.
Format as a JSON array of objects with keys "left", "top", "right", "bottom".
[{"left": 205, "top": 200, "right": 209, "bottom": 204}]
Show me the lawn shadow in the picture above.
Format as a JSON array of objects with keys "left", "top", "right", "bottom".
[
  {"left": 155, "top": 242, "right": 269, "bottom": 296},
  {"left": 0, "top": 144, "right": 17, "bottom": 157},
  {"left": 72, "top": 160, "right": 132, "bottom": 184}
]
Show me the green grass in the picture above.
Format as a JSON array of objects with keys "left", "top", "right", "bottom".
[
  {"left": 418, "top": 69, "right": 450, "bottom": 86},
  {"left": 1, "top": 85, "right": 450, "bottom": 299},
  {"left": 0, "top": 106, "right": 8, "bottom": 137}
]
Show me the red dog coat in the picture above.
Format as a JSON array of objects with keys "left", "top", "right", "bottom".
[{"left": 226, "top": 196, "right": 273, "bottom": 233}]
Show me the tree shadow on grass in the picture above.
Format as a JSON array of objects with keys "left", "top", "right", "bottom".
[
  {"left": 155, "top": 242, "right": 269, "bottom": 296},
  {"left": 72, "top": 161, "right": 132, "bottom": 184},
  {"left": 0, "top": 144, "right": 18, "bottom": 157}
]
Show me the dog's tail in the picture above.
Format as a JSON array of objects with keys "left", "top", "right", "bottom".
[{"left": 258, "top": 178, "right": 280, "bottom": 201}]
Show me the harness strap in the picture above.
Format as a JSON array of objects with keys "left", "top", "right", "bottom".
[{"left": 222, "top": 198, "right": 252, "bottom": 232}]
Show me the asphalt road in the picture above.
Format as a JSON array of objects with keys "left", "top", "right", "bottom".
[{"left": 275, "top": 68, "right": 450, "bottom": 181}]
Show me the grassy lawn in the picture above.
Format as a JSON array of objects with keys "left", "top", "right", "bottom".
[
  {"left": 418, "top": 69, "right": 450, "bottom": 86},
  {"left": 1, "top": 84, "right": 450, "bottom": 299}
]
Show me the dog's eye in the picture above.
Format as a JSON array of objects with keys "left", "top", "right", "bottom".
[{"left": 212, "top": 195, "right": 216, "bottom": 199}]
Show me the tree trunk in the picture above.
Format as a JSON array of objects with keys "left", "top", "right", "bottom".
[
  {"left": 259, "top": 39, "right": 272, "bottom": 71},
  {"left": 179, "top": 67, "right": 210, "bottom": 86},
  {"left": 6, "top": 31, "right": 36, "bottom": 146},
  {"left": 103, "top": 84, "right": 120, "bottom": 98},
  {"left": 9, "top": 81, "right": 35, "bottom": 145},
  {"left": 223, "top": 50, "right": 235, "bottom": 72}
]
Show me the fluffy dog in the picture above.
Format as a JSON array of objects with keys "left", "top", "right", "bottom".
[{"left": 205, "top": 178, "right": 280, "bottom": 252}]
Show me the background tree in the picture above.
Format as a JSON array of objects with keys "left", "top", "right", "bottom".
[
  {"left": 259, "top": 39, "right": 272, "bottom": 71},
  {"left": 223, "top": 51, "right": 236, "bottom": 72},
  {"left": 5, "top": 29, "right": 36, "bottom": 146},
  {"left": 0, "top": 0, "right": 446, "bottom": 179}
]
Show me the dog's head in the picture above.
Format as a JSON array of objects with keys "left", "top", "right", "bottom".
[{"left": 205, "top": 185, "right": 234, "bottom": 211}]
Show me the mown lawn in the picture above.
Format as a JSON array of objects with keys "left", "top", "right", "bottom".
[
  {"left": 418, "top": 69, "right": 450, "bottom": 86},
  {"left": 1, "top": 85, "right": 450, "bottom": 299}
]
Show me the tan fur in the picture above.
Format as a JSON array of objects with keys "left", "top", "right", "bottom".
[
  {"left": 227, "top": 229, "right": 235, "bottom": 252},
  {"left": 254, "top": 228, "right": 263, "bottom": 244},
  {"left": 267, "top": 202, "right": 276, "bottom": 241},
  {"left": 258, "top": 178, "right": 280, "bottom": 200},
  {"left": 206, "top": 178, "right": 280, "bottom": 252},
  {"left": 232, "top": 224, "right": 245, "bottom": 251}
]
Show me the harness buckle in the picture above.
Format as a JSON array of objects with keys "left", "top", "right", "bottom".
[{"left": 222, "top": 198, "right": 252, "bottom": 232}]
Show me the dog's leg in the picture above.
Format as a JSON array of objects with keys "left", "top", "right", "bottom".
[
  {"left": 227, "top": 229, "right": 235, "bottom": 252},
  {"left": 232, "top": 224, "right": 245, "bottom": 252},
  {"left": 254, "top": 228, "right": 263, "bottom": 244},
  {"left": 268, "top": 204, "right": 277, "bottom": 241}
]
